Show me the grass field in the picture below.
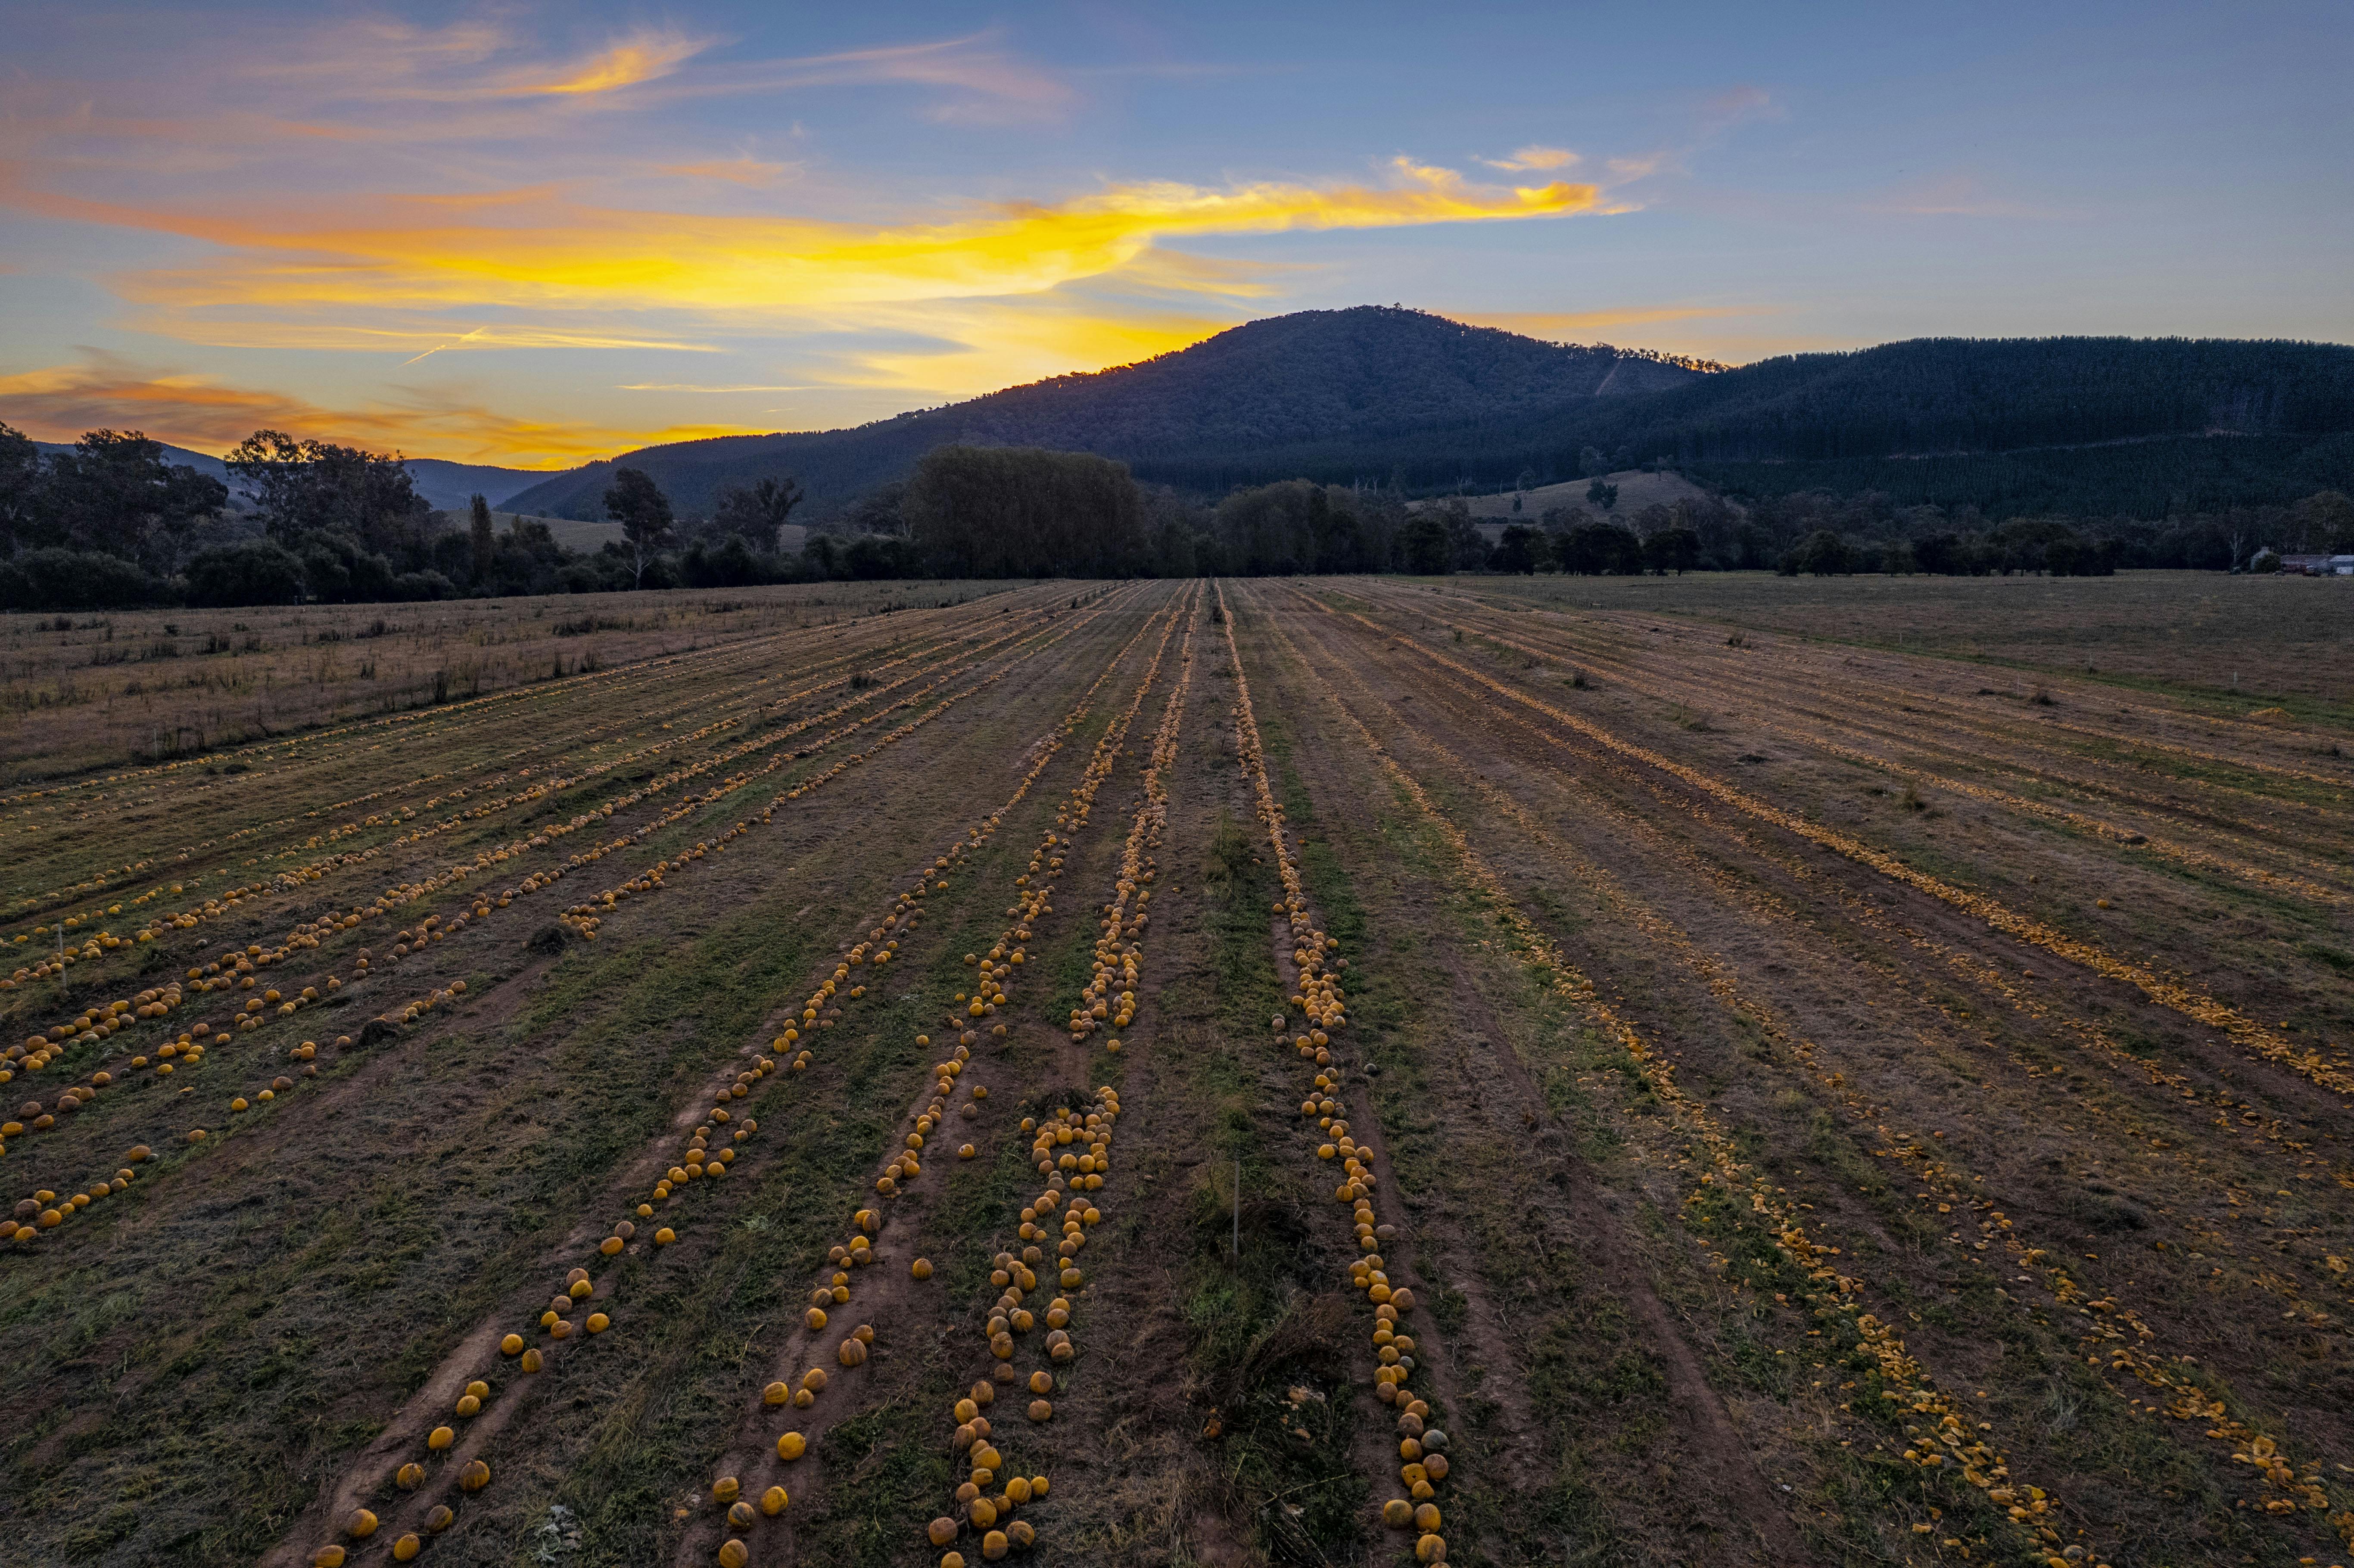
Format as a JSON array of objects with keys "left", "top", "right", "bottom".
[{"left": 1, "top": 574, "right": 2349, "bottom": 1568}]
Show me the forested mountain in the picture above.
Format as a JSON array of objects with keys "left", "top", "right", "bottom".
[
  {"left": 501, "top": 319, "right": 2354, "bottom": 523},
  {"left": 501, "top": 307, "right": 1709, "bottom": 518}
]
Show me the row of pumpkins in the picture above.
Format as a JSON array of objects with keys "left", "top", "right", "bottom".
[
  {"left": 18, "top": 608, "right": 1095, "bottom": 1261},
  {"left": 302, "top": 611, "right": 1157, "bottom": 1566},
  {"left": 919, "top": 592, "right": 1195, "bottom": 1567},
  {"left": 1216, "top": 588, "right": 1453, "bottom": 1566},
  {"left": 3, "top": 587, "right": 984, "bottom": 964},
  {"left": 1286, "top": 594, "right": 2139, "bottom": 1568}
]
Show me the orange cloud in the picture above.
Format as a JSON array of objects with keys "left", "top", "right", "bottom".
[
  {"left": 8, "top": 157, "right": 1602, "bottom": 331},
  {"left": 504, "top": 29, "right": 715, "bottom": 97},
  {"left": 0, "top": 354, "right": 746, "bottom": 465}
]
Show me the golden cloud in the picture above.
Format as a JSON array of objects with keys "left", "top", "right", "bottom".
[
  {"left": 1477, "top": 145, "right": 1579, "bottom": 172},
  {"left": 503, "top": 29, "right": 716, "bottom": 98},
  {"left": 9, "top": 157, "right": 1601, "bottom": 333},
  {"left": 0, "top": 355, "right": 745, "bottom": 465}
]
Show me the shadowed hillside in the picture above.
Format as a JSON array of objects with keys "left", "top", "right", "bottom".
[
  {"left": 501, "top": 320, "right": 2354, "bottom": 522},
  {"left": 501, "top": 307, "right": 1709, "bottom": 518}
]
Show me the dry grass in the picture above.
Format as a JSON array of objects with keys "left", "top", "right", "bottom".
[
  {"left": 3, "top": 576, "right": 2349, "bottom": 1568},
  {"left": 0, "top": 580, "right": 1006, "bottom": 781}
]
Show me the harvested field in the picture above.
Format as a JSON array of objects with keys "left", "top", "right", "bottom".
[{"left": 2, "top": 574, "right": 2349, "bottom": 1568}]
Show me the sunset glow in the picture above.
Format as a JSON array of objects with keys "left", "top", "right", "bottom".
[{"left": 2, "top": 4, "right": 2345, "bottom": 464}]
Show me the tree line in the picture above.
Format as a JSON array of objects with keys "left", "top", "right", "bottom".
[{"left": 7, "top": 421, "right": 2352, "bottom": 609}]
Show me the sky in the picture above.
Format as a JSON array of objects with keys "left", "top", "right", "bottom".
[{"left": 2, "top": 1, "right": 2348, "bottom": 468}]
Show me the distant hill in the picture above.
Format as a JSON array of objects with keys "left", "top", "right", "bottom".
[
  {"left": 503, "top": 320, "right": 2354, "bottom": 522},
  {"left": 401, "top": 460, "right": 557, "bottom": 511},
  {"left": 501, "top": 307, "right": 1710, "bottom": 519},
  {"left": 1289, "top": 336, "right": 2354, "bottom": 516},
  {"left": 31, "top": 441, "right": 551, "bottom": 512}
]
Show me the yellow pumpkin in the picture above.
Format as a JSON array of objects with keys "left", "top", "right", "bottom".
[
  {"left": 763, "top": 1381, "right": 791, "bottom": 1406},
  {"left": 426, "top": 1426, "right": 454, "bottom": 1451},
  {"left": 718, "top": 1541, "right": 748, "bottom": 1568},
  {"left": 776, "top": 1432, "right": 806, "bottom": 1461},
  {"left": 760, "top": 1484, "right": 788, "bottom": 1516},
  {"left": 396, "top": 1463, "right": 424, "bottom": 1490},
  {"left": 392, "top": 1535, "right": 421, "bottom": 1562},
  {"left": 912, "top": 1258, "right": 934, "bottom": 1279},
  {"left": 459, "top": 1459, "right": 491, "bottom": 1493},
  {"left": 501, "top": 1333, "right": 525, "bottom": 1356}
]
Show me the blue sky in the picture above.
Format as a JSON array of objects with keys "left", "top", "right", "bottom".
[{"left": 2, "top": 1, "right": 2347, "bottom": 464}]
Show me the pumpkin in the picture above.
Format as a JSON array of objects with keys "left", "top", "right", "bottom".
[
  {"left": 1028, "top": 1399, "right": 1052, "bottom": 1423},
  {"left": 1005, "top": 1477, "right": 1033, "bottom": 1505},
  {"left": 969, "top": 1497, "right": 998, "bottom": 1529},
  {"left": 912, "top": 1258, "right": 934, "bottom": 1279},
  {"left": 712, "top": 1476, "right": 741, "bottom": 1504},
  {"left": 763, "top": 1381, "right": 791, "bottom": 1406},
  {"left": 424, "top": 1506, "right": 454, "bottom": 1533},
  {"left": 981, "top": 1529, "right": 1009, "bottom": 1560},
  {"left": 455, "top": 1394, "right": 481, "bottom": 1417},
  {"left": 459, "top": 1459, "right": 491, "bottom": 1493},
  {"left": 928, "top": 1518, "right": 959, "bottom": 1547},
  {"left": 802, "top": 1369, "right": 828, "bottom": 1394},
  {"left": 776, "top": 1432, "right": 806, "bottom": 1461},
  {"left": 392, "top": 1535, "right": 421, "bottom": 1562},
  {"left": 1028, "top": 1371, "right": 1053, "bottom": 1395},
  {"left": 1415, "top": 1503, "right": 1442, "bottom": 1531},
  {"left": 727, "top": 1501, "right": 757, "bottom": 1528},
  {"left": 718, "top": 1541, "right": 748, "bottom": 1568},
  {"left": 313, "top": 1547, "right": 346, "bottom": 1567},
  {"left": 760, "top": 1484, "right": 788, "bottom": 1516},
  {"left": 838, "top": 1336, "right": 868, "bottom": 1367},
  {"left": 806, "top": 1307, "right": 828, "bottom": 1330},
  {"left": 1007, "top": 1520, "right": 1035, "bottom": 1549},
  {"left": 587, "top": 1312, "right": 610, "bottom": 1334},
  {"left": 1416, "top": 1533, "right": 1446, "bottom": 1563},
  {"left": 501, "top": 1333, "right": 525, "bottom": 1356},
  {"left": 396, "top": 1462, "right": 425, "bottom": 1490},
  {"left": 427, "top": 1425, "right": 454, "bottom": 1451},
  {"left": 521, "top": 1348, "right": 543, "bottom": 1372}
]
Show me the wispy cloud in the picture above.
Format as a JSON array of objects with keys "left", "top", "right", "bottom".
[
  {"left": 0, "top": 351, "right": 746, "bottom": 464},
  {"left": 501, "top": 28, "right": 716, "bottom": 98},
  {"left": 617, "top": 383, "right": 816, "bottom": 393},
  {"left": 1477, "top": 145, "right": 1579, "bottom": 173},
  {"left": 6, "top": 156, "right": 1604, "bottom": 330},
  {"left": 689, "top": 34, "right": 1081, "bottom": 123}
]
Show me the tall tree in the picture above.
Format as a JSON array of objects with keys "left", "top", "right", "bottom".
[
  {"left": 42, "top": 429, "right": 226, "bottom": 569},
  {"left": 468, "top": 494, "right": 495, "bottom": 583},
  {"left": 226, "top": 430, "right": 426, "bottom": 557},
  {"left": 713, "top": 474, "right": 803, "bottom": 551},
  {"left": 0, "top": 421, "right": 43, "bottom": 553},
  {"left": 604, "top": 466, "right": 674, "bottom": 588}
]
